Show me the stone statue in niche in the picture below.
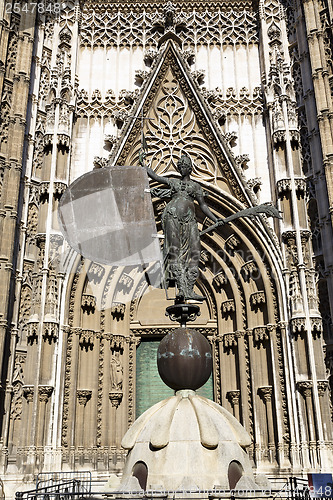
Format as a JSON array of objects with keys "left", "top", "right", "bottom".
[
  {"left": 140, "top": 153, "right": 223, "bottom": 301},
  {"left": 110, "top": 351, "right": 123, "bottom": 390}
]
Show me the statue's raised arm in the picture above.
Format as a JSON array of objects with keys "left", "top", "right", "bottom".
[{"left": 139, "top": 150, "right": 170, "bottom": 186}]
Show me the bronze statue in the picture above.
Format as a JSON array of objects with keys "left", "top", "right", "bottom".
[{"left": 140, "top": 153, "right": 223, "bottom": 301}]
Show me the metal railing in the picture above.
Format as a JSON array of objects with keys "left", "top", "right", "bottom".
[
  {"left": 14, "top": 475, "right": 322, "bottom": 500},
  {"left": 16, "top": 471, "right": 92, "bottom": 500}
]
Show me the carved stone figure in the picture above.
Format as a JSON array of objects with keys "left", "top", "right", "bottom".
[
  {"left": 110, "top": 352, "right": 123, "bottom": 390},
  {"left": 141, "top": 154, "right": 222, "bottom": 301}
]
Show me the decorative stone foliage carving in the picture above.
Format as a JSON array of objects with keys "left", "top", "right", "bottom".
[
  {"left": 26, "top": 321, "right": 39, "bottom": 345},
  {"left": 296, "top": 380, "right": 313, "bottom": 398},
  {"left": 118, "top": 273, "right": 134, "bottom": 292},
  {"left": 109, "top": 391, "right": 123, "bottom": 408},
  {"left": 212, "top": 272, "right": 227, "bottom": 290},
  {"left": 277, "top": 177, "right": 306, "bottom": 195},
  {"left": 78, "top": 329, "right": 95, "bottom": 348},
  {"left": 0, "top": 82, "right": 13, "bottom": 146},
  {"left": 38, "top": 386, "right": 53, "bottom": 403},
  {"left": 317, "top": 380, "right": 329, "bottom": 397},
  {"left": 225, "top": 234, "right": 240, "bottom": 251},
  {"left": 291, "top": 317, "right": 306, "bottom": 334},
  {"left": 23, "top": 386, "right": 34, "bottom": 403},
  {"left": 258, "top": 386, "right": 273, "bottom": 402},
  {"left": 247, "top": 178, "right": 262, "bottom": 197},
  {"left": 191, "top": 69, "right": 205, "bottom": 85},
  {"left": 253, "top": 326, "right": 269, "bottom": 343},
  {"left": 111, "top": 302, "right": 126, "bottom": 319},
  {"left": 311, "top": 317, "right": 323, "bottom": 336},
  {"left": 222, "top": 131, "right": 237, "bottom": 148},
  {"left": 250, "top": 291, "right": 266, "bottom": 306},
  {"left": 227, "top": 390, "right": 240, "bottom": 406},
  {"left": 81, "top": 294, "right": 96, "bottom": 313},
  {"left": 93, "top": 156, "right": 108, "bottom": 169},
  {"left": 77, "top": 390, "right": 92, "bottom": 406},
  {"left": 42, "top": 322, "right": 59, "bottom": 343},
  {"left": 104, "top": 135, "right": 118, "bottom": 153},
  {"left": 10, "top": 355, "right": 25, "bottom": 421},
  {"left": 221, "top": 299, "right": 235, "bottom": 315},
  {"left": 235, "top": 154, "right": 250, "bottom": 170},
  {"left": 223, "top": 333, "right": 237, "bottom": 347},
  {"left": 80, "top": 4, "right": 258, "bottom": 49},
  {"left": 241, "top": 261, "right": 257, "bottom": 281},
  {"left": 87, "top": 263, "right": 105, "bottom": 284}
]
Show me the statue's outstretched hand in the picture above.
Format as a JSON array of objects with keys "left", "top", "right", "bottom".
[{"left": 217, "top": 218, "right": 225, "bottom": 226}]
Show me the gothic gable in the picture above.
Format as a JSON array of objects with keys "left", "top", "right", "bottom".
[{"left": 113, "top": 41, "right": 253, "bottom": 206}]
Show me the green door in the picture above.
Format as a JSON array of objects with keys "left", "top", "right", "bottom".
[{"left": 136, "top": 339, "right": 214, "bottom": 417}]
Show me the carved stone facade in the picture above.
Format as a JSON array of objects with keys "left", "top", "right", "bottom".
[{"left": 0, "top": 0, "right": 332, "bottom": 496}]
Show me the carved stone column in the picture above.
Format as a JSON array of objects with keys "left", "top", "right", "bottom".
[
  {"left": 128, "top": 336, "right": 141, "bottom": 425},
  {"left": 235, "top": 330, "right": 250, "bottom": 432},
  {"left": 226, "top": 390, "right": 240, "bottom": 421},
  {"left": 22, "top": 386, "right": 34, "bottom": 448},
  {"left": 317, "top": 380, "right": 330, "bottom": 441},
  {"left": 37, "top": 386, "right": 53, "bottom": 447},
  {"left": 297, "top": 381, "right": 316, "bottom": 467},
  {"left": 258, "top": 386, "right": 275, "bottom": 463},
  {"left": 76, "top": 390, "right": 92, "bottom": 448}
]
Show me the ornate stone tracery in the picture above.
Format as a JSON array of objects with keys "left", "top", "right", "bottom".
[{"left": 80, "top": 4, "right": 258, "bottom": 49}]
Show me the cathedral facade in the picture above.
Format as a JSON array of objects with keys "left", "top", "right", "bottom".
[{"left": 0, "top": 0, "right": 333, "bottom": 495}]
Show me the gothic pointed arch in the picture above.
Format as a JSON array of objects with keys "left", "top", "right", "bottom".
[{"left": 112, "top": 41, "right": 254, "bottom": 206}]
